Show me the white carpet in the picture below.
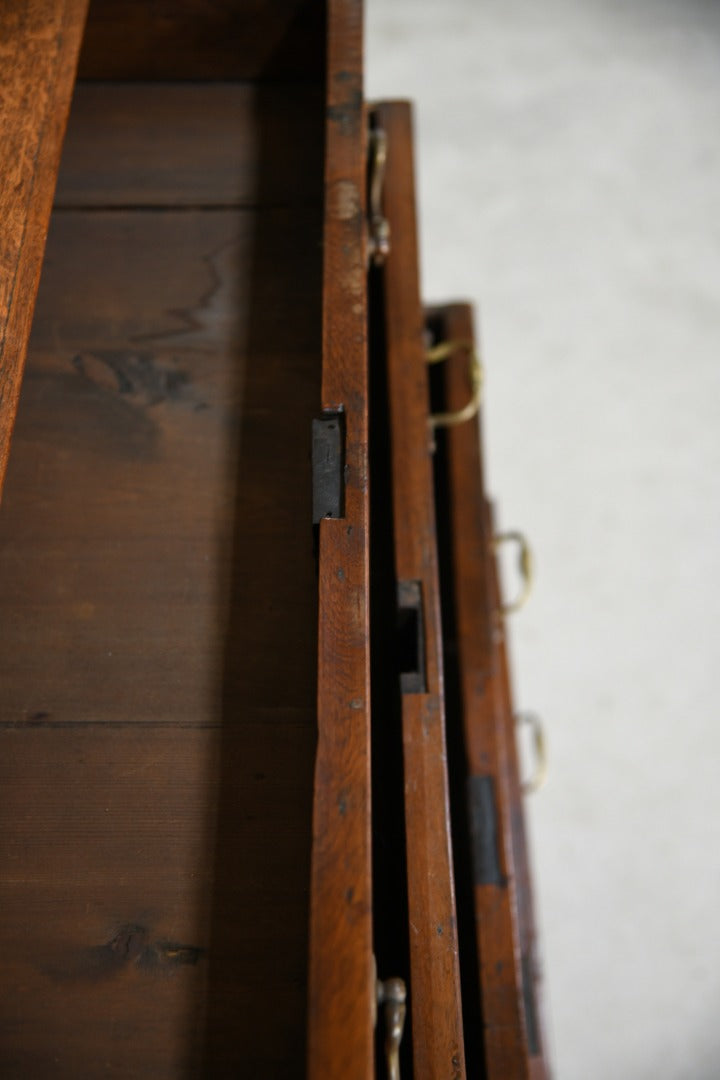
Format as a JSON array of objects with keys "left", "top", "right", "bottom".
[{"left": 367, "top": 2, "right": 720, "bottom": 1076}]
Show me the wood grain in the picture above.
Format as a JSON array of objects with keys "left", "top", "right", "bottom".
[
  {"left": 0, "top": 68, "right": 325, "bottom": 1074},
  {"left": 55, "top": 82, "right": 324, "bottom": 208},
  {"left": 0, "top": 208, "right": 319, "bottom": 730},
  {"left": 488, "top": 500, "right": 550, "bottom": 1080},
  {"left": 377, "top": 102, "right": 466, "bottom": 1079},
  {"left": 78, "top": 0, "right": 325, "bottom": 81},
  {"left": 439, "top": 306, "right": 527, "bottom": 1076},
  {"left": 307, "top": 1, "right": 375, "bottom": 1077},
  {"left": 0, "top": 0, "right": 89, "bottom": 500},
  {"left": 433, "top": 303, "right": 549, "bottom": 1078},
  {"left": 0, "top": 722, "right": 315, "bottom": 1078}
]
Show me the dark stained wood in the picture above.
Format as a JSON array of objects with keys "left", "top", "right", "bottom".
[
  {"left": 440, "top": 306, "right": 527, "bottom": 1077},
  {"left": 377, "top": 102, "right": 466, "bottom": 1079},
  {"left": 55, "top": 82, "right": 324, "bottom": 208},
  {"left": 0, "top": 208, "right": 320, "bottom": 730},
  {"left": 0, "top": 722, "right": 314, "bottom": 1078},
  {"left": 435, "top": 303, "right": 549, "bottom": 1078},
  {"left": 0, "top": 0, "right": 89, "bottom": 500},
  {"left": 1, "top": 6, "right": 550, "bottom": 1075},
  {"left": 487, "top": 500, "right": 550, "bottom": 1080},
  {"left": 307, "top": 2, "right": 374, "bottom": 1077},
  {"left": 0, "top": 65, "right": 325, "bottom": 1074},
  {"left": 78, "top": 0, "right": 325, "bottom": 81}
]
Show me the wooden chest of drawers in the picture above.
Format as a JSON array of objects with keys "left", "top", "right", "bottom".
[{"left": 0, "top": 3, "right": 548, "bottom": 1076}]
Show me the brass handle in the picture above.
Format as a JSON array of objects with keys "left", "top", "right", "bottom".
[
  {"left": 368, "top": 127, "right": 390, "bottom": 266},
  {"left": 493, "top": 531, "right": 533, "bottom": 614},
  {"left": 426, "top": 339, "right": 483, "bottom": 429},
  {"left": 377, "top": 977, "right": 407, "bottom": 1080},
  {"left": 516, "top": 711, "right": 548, "bottom": 793}
]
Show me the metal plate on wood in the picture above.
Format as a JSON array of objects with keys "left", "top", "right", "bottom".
[
  {"left": 312, "top": 412, "right": 345, "bottom": 523},
  {"left": 467, "top": 775, "right": 503, "bottom": 887}
]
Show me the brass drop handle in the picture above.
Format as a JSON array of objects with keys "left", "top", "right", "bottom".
[
  {"left": 368, "top": 126, "right": 390, "bottom": 266},
  {"left": 493, "top": 531, "right": 533, "bottom": 614},
  {"left": 426, "top": 338, "right": 483, "bottom": 430},
  {"left": 516, "top": 711, "right": 548, "bottom": 793},
  {"left": 377, "top": 976, "right": 407, "bottom": 1080}
]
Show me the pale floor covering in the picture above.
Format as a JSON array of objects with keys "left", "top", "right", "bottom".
[{"left": 367, "top": 2, "right": 720, "bottom": 1077}]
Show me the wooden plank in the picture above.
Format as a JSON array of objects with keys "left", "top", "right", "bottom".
[
  {"left": 55, "top": 82, "right": 324, "bottom": 208},
  {"left": 307, "top": 1, "right": 374, "bottom": 1076},
  {"left": 0, "top": 208, "right": 321, "bottom": 729},
  {"left": 434, "top": 303, "right": 548, "bottom": 1078},
  {"left": 0, "top": 79, "right": 325, "bottom": 1070},
  {"left": 377, "top": 101, "right": 466, "bottom": 1079},
  {"left": 487, "top": 501, "right": 550, "bottom": 1080},
  {"left": 0, "top": 721, "right": 315, "bottom": 1078},
  {"left": 438, "top": 306, "right": 527, "bottom": 1077},
  {"left": 78, "top": 0, "right": 325, "bottom": 81},
  {"left": 0, "top": 0, "right": 89, "bottom": 500}
]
